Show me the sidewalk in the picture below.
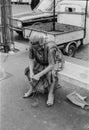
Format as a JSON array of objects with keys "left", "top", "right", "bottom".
[{"left": 0, "top": 43, "right": 89, "bottom": 130}]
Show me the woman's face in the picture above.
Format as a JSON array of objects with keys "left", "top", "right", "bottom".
[{"left": 32, "top": 42, "right": 42, "bottom": 50}]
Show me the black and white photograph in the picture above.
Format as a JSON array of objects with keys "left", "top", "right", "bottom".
[{"left": 0, "top": 0, "right": 89, "bottom": 130}]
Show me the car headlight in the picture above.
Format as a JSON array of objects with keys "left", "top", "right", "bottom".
[{"left": 17, "top": 21, "right": 22, "bottom": 28}]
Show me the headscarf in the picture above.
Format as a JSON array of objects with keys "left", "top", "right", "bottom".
[{"left": 30, "top": 35, "right": 47, "bottom": 46}]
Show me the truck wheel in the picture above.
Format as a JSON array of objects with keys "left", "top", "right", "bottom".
[{"left": 67, "top": 44, "right": 76, "bottom": 57}]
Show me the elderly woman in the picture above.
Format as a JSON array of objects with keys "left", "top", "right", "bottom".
[{"left": 24, "top": 35, "right": 64, "bottom": 106}]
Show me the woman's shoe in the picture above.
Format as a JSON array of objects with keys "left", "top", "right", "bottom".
[{"left": 23, "top": 88, "right": 33, "bottom": 98}]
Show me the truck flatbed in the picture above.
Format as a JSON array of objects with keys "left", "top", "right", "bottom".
[
  {"left": 24, "top": 22, "right": 84, "bottom": 46},
  {"left": 25, "top": 22, "right": 83, "bottom": 35}
]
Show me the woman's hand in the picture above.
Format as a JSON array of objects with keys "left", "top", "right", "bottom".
[
  {"left": 30, "top": 72, "right": 34, "bottom": 79},
  {"left": 32, "top": 74, "right": 40, "bottom": 81}
]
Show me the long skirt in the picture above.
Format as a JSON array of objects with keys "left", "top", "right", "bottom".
[{"left": 24, "top": 62, "right": 58, "bottom": 93}]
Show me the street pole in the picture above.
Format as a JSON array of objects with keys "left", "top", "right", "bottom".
[
  {"left": 84, "top": 0, "right": 88, "bottom": 39},
  {"left": 1, "top": 0, "right": 14, "bottom": 53},
  {"left": 53, "top": 0, "right": 55, "bottom": 31},
  {"left": 8, "top": 0, "right": 14, "bottom": 51}
]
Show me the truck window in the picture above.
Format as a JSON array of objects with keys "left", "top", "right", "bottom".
[
  {"left": 37, "top": 0, "right": 53, "bottom": 12},
  {"left": 65, "top": 7, "right": 76, "bottom": 13}
]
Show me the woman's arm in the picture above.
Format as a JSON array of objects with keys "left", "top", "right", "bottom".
[
  {"left": 28, "top": 44, "right": 35, "bottom": 78},
  {"left": 33, "top": 46, "right": 55, "bottom": 80},
  {"left": 29, "top": 58, "right": 34, "bottom": 78},
  {"left": 34, "top": 64, "right": 54, "bottom": 79}
]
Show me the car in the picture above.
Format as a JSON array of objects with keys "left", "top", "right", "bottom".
[{"left": 11, "top": 0, "right": 61, "bottom": 36}]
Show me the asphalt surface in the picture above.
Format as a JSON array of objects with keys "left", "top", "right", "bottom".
[{"left": 0, "top": 50, "right": 89, "bottom": 130}]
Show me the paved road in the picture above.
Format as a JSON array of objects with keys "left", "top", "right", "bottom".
[{"left": 1, "top": 49, "right": 89, "bottom": 130}]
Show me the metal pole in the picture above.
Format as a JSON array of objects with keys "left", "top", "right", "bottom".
[
  {"left": 84, "top": 0, "right": 88, "bottom": 38},
  {"left": 8, "top": 0, "right": 14, "bottom": 51},
  {"left": 1, "top": 0, "right": 14, "bottom": 53},
  {"left": 53, "top": 0, "right": 55, "bottom": 31}
]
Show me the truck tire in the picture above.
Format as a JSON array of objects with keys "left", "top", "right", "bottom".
[{"left": 67, "top": 44, "right": 76, "bottom": 57}]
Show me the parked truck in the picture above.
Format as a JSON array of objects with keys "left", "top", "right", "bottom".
[
  {"left": 23, "top": 0, "right": 89, "bottom": 56},
  {"left": 11, "top": 0, "right": 61, "bottom": 35}
]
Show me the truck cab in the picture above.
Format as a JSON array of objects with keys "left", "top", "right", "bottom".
[{"left": 11, "top": 0, "right": 61, "bottom": 35}]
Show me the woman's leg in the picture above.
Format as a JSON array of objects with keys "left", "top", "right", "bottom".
[
  {"left": 24, "top": 67, "right": 36, "bottom": 97},
  {"left": 23, "top": 83, "right": 33, "bottom": 98},
  {"left": 46, "top": 83, "right": 55, "bottom": 106},
  {"left": 46, "top": 72, "right": 57, "bottom": 106}
]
